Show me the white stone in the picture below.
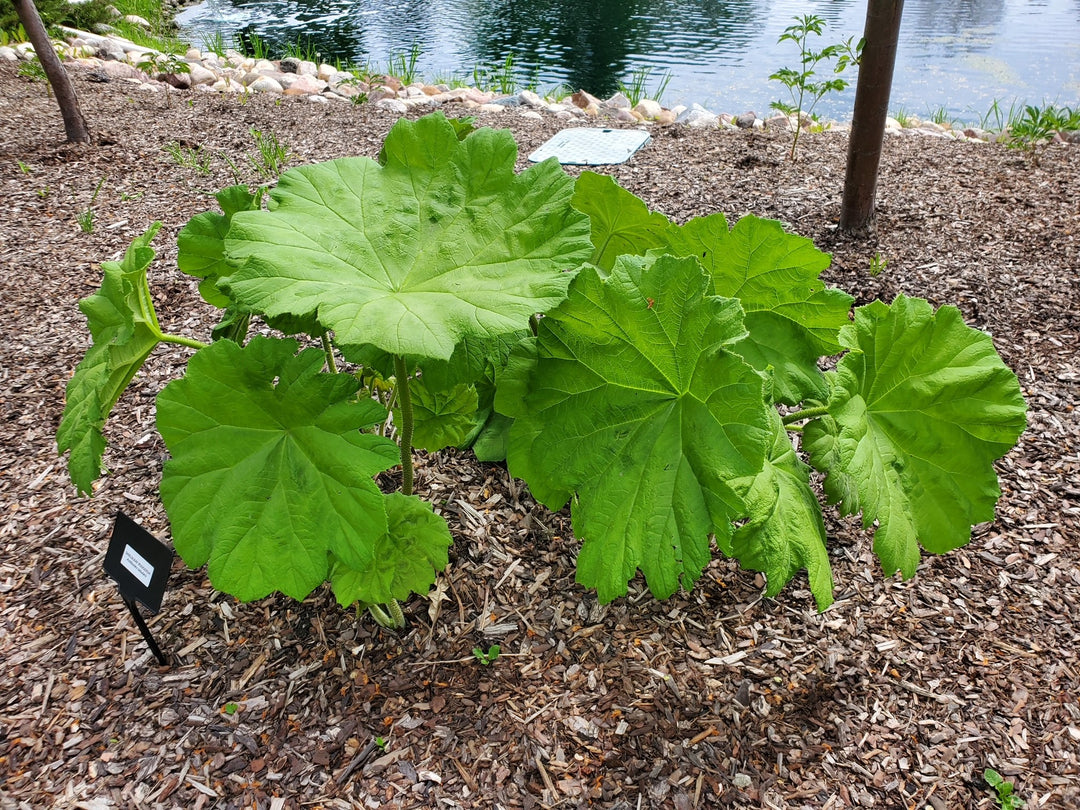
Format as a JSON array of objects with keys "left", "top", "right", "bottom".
[
  {"left": 317, "top": 62, "right": 336, "bottom": 81},
  {"left": 254, "top": 59, "right": 277, "bottom": 73},
  {"left": 518, "top": 90, "right": 545, "bottom": 108},
  {"left": 297, "top": 60, "right": 318, "bottom": 76},
  {"left": 212, "top": 77, "right": 243, "bottom": 93},
  {"left": 0, "top": 47, "right": 18, "bottom": 62},
  {"left": 519, "top": 110, "right": 543, "bottom": 120},
  {"left": 604, "top": 91, "right": 632, "bottom": 110},
  {"left": 122, "top": 14, "right": 150, "bottom": 28},
  {"left": 185, "top": 47, "right": 201, "bottom": 61},
  {"left": 632, "top": 99, "right": 662, "bottom": 120},
  {"left": 187, "top": 63, "right": 216, "bottom": 86},
  {"left": 327, "top": 70, "right": 355, "bottom": 86},
  {"left": 306, "top": 93, "right": 329, "bottom": 104},
  {"left": 678, "top": 103, "right": 718, "bottom": 128},
  {"left": 14, "top": 42, "right": 35, "bottom": 59},
  {"left": 376, "top": 98, "right": 409, "bottom": 114},
  {"left": 249, "top": 76, "right": 284, "bottom": 94}
]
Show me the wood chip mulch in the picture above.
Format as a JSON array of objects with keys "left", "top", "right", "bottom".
[{"left": 1, "top": 62, "right": 1078, "bottom": 809}]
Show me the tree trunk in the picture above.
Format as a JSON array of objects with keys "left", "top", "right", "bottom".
[
  {"left": 11, "top": 0, "right": 91, "bottom": 143},
  {"left": 839, "top": 0, "right": 904, "bottom": 234}
]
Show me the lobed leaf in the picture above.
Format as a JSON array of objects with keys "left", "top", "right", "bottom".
[
  {"left": 502, "top": 254, "right": 771, "bottom": 603},
  {"left": 177, "top": 185, "right": 262, "bottom": 308},
  {"left": 330, "top": 492, "right": 452, "bottom": 607},
  {"left": 803, "top": 295, "right": 1027, "bottom": 578},
  {"left": 398, "top": 378, "right": 479, "bottom": 453},
  {"left": 157, "top": 336, "right": 399, "bottom": 602},
  {"left": 660, "top": 214, "right": 853, "bottom": 403},
  {"left": 732, "top": 410, "right": 833, "bottom": 609},
  {"left": 57, "top": 224, "right": 164, "bottom": 495},
  {"left": 221, "top": 112, "right": 593, "bottom": 361},
  {"left": 572, "top": 171, "right": 674, "bottom": 271}
]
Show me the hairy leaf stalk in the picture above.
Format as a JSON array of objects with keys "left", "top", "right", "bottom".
[
  {"left": 782, "top": 405, "right": 829, "bottom": 426},
  {"left": 321, "top": 333, "right": 338, "bottom": 374},
  {"left": 394, "top": 355, "right": 415, "bottom": 496}
]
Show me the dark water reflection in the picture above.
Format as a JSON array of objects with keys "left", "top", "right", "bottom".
[{"left": 177, "top": 0, "right": 1080, "bottom": 120}]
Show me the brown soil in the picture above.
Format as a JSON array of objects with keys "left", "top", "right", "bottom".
[{"left": 1, "top": 62, "right": 1078, "bottom": 810}]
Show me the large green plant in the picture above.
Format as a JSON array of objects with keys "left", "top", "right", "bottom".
[{"left": 58, "top": 112, "right": 1026, "bottom": 616}]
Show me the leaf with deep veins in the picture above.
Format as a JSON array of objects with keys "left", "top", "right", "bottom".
[
  {"left": 732, "top": 410, "right": 833, "bottom": 609},
  {"left": 502, "top": 254, "right": 771, "bottom": 603},
  {"left": 661, "top": 214, "right": 853, "bottom": 404},
  {"left": 157, "top": 336, "right": 399, "bottom": 601},
  {"left": 221, "top": 112, "right": 592, "bottom": 361},
  {"left": 803, "top": 295, "right": 1027, "bottom": 578},
  {"left": 57, "top": 224, "right": 164, "bottom": 494},
  {"left": 398, "top": 378, "right": 479, "bottom": 452},
  {"left": 330, "top": 492, "right": 452, "bottom": 606}
]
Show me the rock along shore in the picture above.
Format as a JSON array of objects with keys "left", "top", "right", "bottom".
[{"left": 2, "top": 25, "right": 1079, "bottom": 146}]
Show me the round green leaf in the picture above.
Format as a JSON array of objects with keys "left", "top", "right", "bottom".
[
  {"left": 803, "top": 295, "right": 1027, "bottom": 578},
  {"left": 222, "top": 112, "right": 592, "bottom": 361},
  {"left": 157, "top": 336, "right": 399, "bottom": 602}
]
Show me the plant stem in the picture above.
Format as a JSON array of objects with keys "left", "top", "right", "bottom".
[
  {"left": 159, "top": 333, "right": 210, "bottom": 351},
  {"left": 782, "top": 405, "right": 829, "bottom": 426},
  {"left": 393, "top": 355, "right": 415, "bottom": 496},
  {"left": 321, "top": 332, "right": 338, "bottom": 374}
]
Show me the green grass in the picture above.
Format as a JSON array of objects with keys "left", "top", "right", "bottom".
[
  {"left": 619, "top": 66, "right": 672, "bottom": 106},
  {"left": 163, "top": 142, "right": 213, "bottom": 174},
  {"left": 247, "top": 127, "right": 291, "bottom": 180},
  {"left": 472, "top": 52, "right": 518, "bottom": 95},
  {"left": 385, "top": 42, "right": 422, "bottom": 85}
]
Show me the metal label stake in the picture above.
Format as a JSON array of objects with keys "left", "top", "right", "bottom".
[{"left": 104, "top": 512, "right": 174, "bottom": 667}]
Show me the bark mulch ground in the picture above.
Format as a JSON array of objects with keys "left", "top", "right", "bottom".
[{"left": 1, "top": 62, "right": 1078, "bottom": 809}]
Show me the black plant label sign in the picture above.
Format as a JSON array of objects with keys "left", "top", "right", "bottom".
[{"left": 104, "top": 511, "right": 173, "bottom": 614}]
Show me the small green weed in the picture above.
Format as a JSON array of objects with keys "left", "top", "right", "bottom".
[
  {"left": 247, "top": 128, "right": 291, "bottom": 180},
  {"left": 222, "top": 701, "right": 239, "bottom": 715},
  {"left": 984, "top": 768, "right": 1024, "bottom": 810},
  {"left": 76, "top": 176, "right": 107, "bottom": 234},
  {"left": 472, "top": 644, "right": 500, "bottom": 666},
  {"left": 163, "top": 142, "right": 213, "bottom": 174},
  {"left": 17, "top": 160, "right": 31, "bottom": 175},
  {"left": 18, "top": 57, "right": 47, "bottom": 85},
  {"left": 374, "top": 735, "right": 388, "bottom": 751},
  {"left": 0, "top": 25, "right": 28, "bottom": 46},
  {"left": 136, "top": 53, "right": 191, "bottom": 108},
  {"left": 619, "top": 66, "right": 672, "bottom": 107},
  {"left": 869, "top": 251, "right": 888, "bottom": 277},
  {"left": 891, "top": 106, "right": 910, "bottom": 128},
  {"left": 36, "top": 186, "right": 50, "bottom": 198},
  {"left": 1005, "top": 103, "right": 1079, "bottom": 164}
]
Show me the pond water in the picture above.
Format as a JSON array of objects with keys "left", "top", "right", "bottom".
[{"left": 176, "top": 0, "right": 1080, "bottom": 122}]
